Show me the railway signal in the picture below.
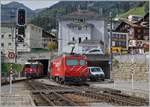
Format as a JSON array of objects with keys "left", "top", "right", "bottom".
[
  {"left": 17, "top": 9, "right": 26, "bottom": 26},
  {"left": 9, "top": 64, "right": 13, "bottom": 94}
]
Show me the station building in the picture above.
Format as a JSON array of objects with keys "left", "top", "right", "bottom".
[{"left": 58, "top": 10, "right": 109, "bottom": 54}]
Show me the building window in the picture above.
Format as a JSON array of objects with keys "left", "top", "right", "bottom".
[
  {"left": 72, "top": 37, "right": 75, "bottom": 41},
  {"left": 1, "top": 34, "right": 4, "bottom": 38},
  {"left": 31, "top": 26, "right": 34, "bottom": 30},
  {"left": 1, "top": 43, "right": 4, "bottom": 47},
  {"left": 8, "top": 34, "right": 11, "bottom": 38},
  {"left": 85, "top": 26, "right": 87, "bottom": 30},
  {"left": 8, "top": 43, "right": 11, "bottom": 46},
  {"left": 43, "top": 44, "right": 47, "bottom": 48},
  {"left": 85, "top": 37, "right": 88, "bottom": 40},
  {"left": 79, "top": 37, "right": 81, "bottom": 43},
  {"left": 78, "top": 27, "right": 82, "bottom": 30},
  {"left": 80, "top": 19, "right": 84, "bottom": 22},
  {"left": 137, "top": 29, "right": 141, "bottom": 33}
]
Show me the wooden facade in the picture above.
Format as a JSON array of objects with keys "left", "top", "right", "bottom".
[
  {"left": 114, "top": 13, "right": 149, "bottom": 54},
  {"left": 115, "top": 13, "right": 149, "bottom": 40}
]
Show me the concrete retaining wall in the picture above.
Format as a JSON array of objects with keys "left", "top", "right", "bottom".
[{"left": 111, "top": 62, "right": 149, "bottom": 81}]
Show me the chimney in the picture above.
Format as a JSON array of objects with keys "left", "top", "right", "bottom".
[{"left": 78, "top": 5, "right": 81, "bottom": 13}]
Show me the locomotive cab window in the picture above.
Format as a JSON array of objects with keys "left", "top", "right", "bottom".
[
  {"left": 31, "top": 64, "right": 38, "bottom": 68},
  {"left": 25, "top": 64, "right": 31, "bottom": 68},
  {"left": 66, "top": 59, "right": 78, "bottom": 66},
  {"left": 80, "top": 60, "right": 86, "bottom": 65}
]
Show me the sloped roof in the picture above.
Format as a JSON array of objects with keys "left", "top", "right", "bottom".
[
  {"left": 59, "top": 10, "right": 107, "bottom": 20},
  {"left": 115, "top": 19, "right": 143, "bottom": 31},
  {"left": 69, "top": 10, "right": 97, "bottom": 17},
  {"left": 123, "top": 20, "right": 142, "bottom": 28},
  {"left": 42, "top": 30, "right": 56, "bottom": 38},
  {"left": 138, "top": 12, "right": 149, "bottom": 23},
  {"left": 115, "top": 13, "right": 149, "bottom": 31},
  {"left": 67, "top": 22, "right": 94, "bottom": 28}
]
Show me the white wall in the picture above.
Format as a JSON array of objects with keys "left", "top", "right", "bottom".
[
  {"left": 58, "top": 19, "right": 108, "bottom": 53},
  {"left": 1, "top": 27, "right": 15, "bottom": 54},
  {"left": 58, "top": 21, "right": 91, "bottom": 53},
  {"left": 1, "top": 27, "right": 16, "bottom": 63},
  {"left": 26, "top": 24, "right": 43, "bottom": 49}
]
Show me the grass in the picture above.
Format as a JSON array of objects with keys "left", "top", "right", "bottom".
[{"left": 116, "top": 6, "right": 145, "bottom": 19}]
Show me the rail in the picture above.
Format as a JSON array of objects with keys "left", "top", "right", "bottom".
[{"left": 26, "top": 80, "right": 148, "bottom": 106}]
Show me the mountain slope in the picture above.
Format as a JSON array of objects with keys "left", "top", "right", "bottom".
[
  {"left": 116, "top": 6, "right": 145, "bottom": 18},
  {"left": 1, "top": 1, "right": 35, "bottom": 23},
  {"left": 29, "top": 1, "right": 145, "bottom": 31}
]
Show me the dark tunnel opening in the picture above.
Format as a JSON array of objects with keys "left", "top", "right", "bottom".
[
  {"left": 28, "top": 59, "right": 49, "bottom": 76},
  {"left": 87, "top": 61, "right": 110, "bottom": 79}
]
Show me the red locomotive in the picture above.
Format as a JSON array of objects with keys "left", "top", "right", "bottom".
[
  {"left": 49, "top": 54, "right": 89, "bottom": 84},
  {"left": 23, "top": 61, "right": 43, "bottom": 78}
]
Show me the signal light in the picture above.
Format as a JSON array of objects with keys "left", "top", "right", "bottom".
[
  {"left": 17, "top": 9, "right": 26, "bottom": 26},
  {"left": 18, "top": 26, "right": 25, "bottom": 36}
]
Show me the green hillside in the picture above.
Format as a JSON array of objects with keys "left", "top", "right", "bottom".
[
  {"left": 30, "top": 1, "right": 145, "bottom": 32},
  {"left": 116, "top": 6, "right": 145, "bottom": 18}
]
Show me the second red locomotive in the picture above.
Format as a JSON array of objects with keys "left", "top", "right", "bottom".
[
  {"left": 49, "top": 54, "right": 89, "bottom": 84},
  {"left": 23, "top": 61, "right": 43, "bottom": 78}
]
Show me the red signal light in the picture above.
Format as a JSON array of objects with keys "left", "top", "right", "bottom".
[{"left": 17, "top": 9, "right": 26, "bottom": 26}]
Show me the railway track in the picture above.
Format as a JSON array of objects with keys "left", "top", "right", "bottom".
[
  {"left": 27, "top": 80, "right": 149, "bottom": 106},
  {"left": 1, "top": 78, "right": 31, "bottom": 86},
  {"left": 1, "top": 76, "right": 45, "bottom": 86},
  {"left": 27, "top": 81, "right": 80, "bottom": 106},
  {"left": 70, "top": 85, "right": 149, "bottom": 105}
]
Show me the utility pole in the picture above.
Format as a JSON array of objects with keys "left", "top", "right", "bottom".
[
  {"left": 14, "top": 27, "right": 17, "bottom": 63},
  {"left": 109, "top": 12, "right": 113, "bottom": 79}
]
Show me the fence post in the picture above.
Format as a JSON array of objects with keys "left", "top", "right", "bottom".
[
  {"left": 131, "top": 71, "right": 134, "bottom": 90},
  {"left": 131, "top": 54, "right": 134, "bottom": 90}
]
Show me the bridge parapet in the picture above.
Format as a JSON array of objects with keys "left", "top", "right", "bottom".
[{"left": 84, "top": 54, "right": 110, "bottom": 61}]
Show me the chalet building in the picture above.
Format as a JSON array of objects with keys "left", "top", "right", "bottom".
[
  {"left": 137, "top": 13, "right": 149, "bottom": 40},
  {"left": 114, "top": 13, "right": 149, "bottom": 54},
  {"left": 1, "top": 23, "right": 57, "bottom": 63},
  {"left": 25, "top": 24, "right": 43, "bottom": 50},
  {"left": 42, "top": 30, "right": 57, "bottom": 49},
  {"left": 58, "top": 10, "right": 108, "bottom": 54}
]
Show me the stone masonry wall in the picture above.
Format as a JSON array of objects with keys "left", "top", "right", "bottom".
[{"left": 112, "top": 61, "right": 149, "bottom": 81}]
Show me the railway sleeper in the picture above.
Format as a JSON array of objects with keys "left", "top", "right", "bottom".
[
  {"left": 40, "top": 92, "right": 56, "bottom": 106},
  {"left": 95, "top": 92, "right": 146, "bottom": 106},
  {"left": 52, "top": 92, "right": 79, "bottom": 106},
  {"left": 102, "top": 91, "right": 148, "bottom": 105},
  {"left": 75, "top": 91, "right": 146, "bottom": 106},
  {"left": 107, "top": 91, "right": 148, "bottom": 104},
  {"left": 85, "top": 90, "right": 148, "bottom": 106}
]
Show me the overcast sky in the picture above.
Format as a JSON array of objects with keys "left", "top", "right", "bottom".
[{"left": 1, "top": 0, "right": 59, "bottom": 10}]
